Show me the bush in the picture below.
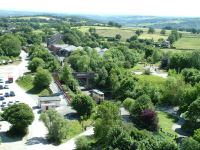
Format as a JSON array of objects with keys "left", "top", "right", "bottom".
[
  {"left": 123, "top": 98, "right": 135, "bottom": 112},
  {"left": 139, "top": 109, "right": 159, "bottom": 131},
  {"left": 143, "top": 69, "right": 151, "bottom": 75},
  {"left": 75, "top": 136, "right": 94, "bottom": 150}
]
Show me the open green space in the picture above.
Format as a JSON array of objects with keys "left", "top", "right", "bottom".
[
  {"left": 157, "top": 111, "right": 178, "bottom": 136},
  {"left": 79, "top": 26, "right": 170, "bottom": 41},
  {"left": 174, "top": 37, "right": 200, "bottom": 50},
  {"left": 16, "top": 74, "right": 51, "bottom": 96},
  {"left": 136, "top": 75, "right": 166, "bottom": 87}
]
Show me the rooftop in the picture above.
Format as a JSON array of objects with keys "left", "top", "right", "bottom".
[{"left": 39, "top": 96, "right": 61, "bottom": 102}]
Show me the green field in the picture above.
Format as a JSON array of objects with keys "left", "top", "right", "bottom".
[
  {"left": 174, "top": 37, "right": 200, "bottom": 50},
  {"left": 79, "top": 26, "right": 170, "bottom": 41}
]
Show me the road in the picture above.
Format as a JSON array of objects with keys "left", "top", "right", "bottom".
[{"left": 0, "top": 50, "right": 93, "bottom": 150}]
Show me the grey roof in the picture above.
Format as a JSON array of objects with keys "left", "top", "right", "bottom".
[
  {"left": 39, "top": 96, "right": 61, "bottom": 102},
  {"left": 92, "top": 89, "right": 104, "bottom": 95}
]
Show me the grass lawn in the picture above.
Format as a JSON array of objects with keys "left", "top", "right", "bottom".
[
  {"left": 16, "top": 74, "right": 51, "bottom": 96},
  {"left": 135, "top": 75, "right": 166, "bottom": 87},
  {"left": 174, "top": 37, "right": 200, "bottom": 50},
  {"left": 129, "top": 63, "right": 145, "bottom": 72},
  {"left": 157, "top": 111, "right": 178, "bottom": 136},
  {"left": 63, "top": 120, "right": 83, "bottom": 142}
]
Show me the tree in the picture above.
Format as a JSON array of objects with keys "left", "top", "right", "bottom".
[
  {"left": 148, "top": 28, "right": 155, "bottom": 34},
  {"left": 181, "top": 68, "right": 200, "bottom": 85},
  {"left": 181, "top": 137, "right": 200, "bottom": 150},
  {"left": 193, "top": 128, "right": 200, "bottom": 142},
  {"left": 139, "top": 109, "right": 158, "bottom": 131},
  {"left": 71, "top": 94, "right": 95, "bottom": 117},
  {"left": 0, "top": 34, "right": 21, "bottom": 57},
  {"left": 115, "top": 34, "right": 122, "bottom": 40},
  {"left": 130, "top": 94, "right": 154, "bottom": 117},
  {"left": 40, "top": 109, "right": 68, "bottom": 144},
  {"left": 94, "top": 101, "right": 122, "bottom": 142},
  {"left": 34, "top": 68, "right": 52, "bottom": 89},
  {"left": 160, "top": 29, "right": 166, "bottom": 35},
  {"left": 2, "top": 103, "right": 34, "bottom": 136},
  {"left": 105, "top": 126, "right": 133, "bottom": 150},
  {"left": 60, "top": 63, "right": 78, "bottom": 92},
  {"left": 135, "top": 29, "right": 143, "bottom": 36},
  {"left": 158, "top": 140, "right": 178, "bottom": 150},
  {"left": 28, "top": 57, "right": 45, "bottom": 72},
  {"left": 162, "top": 76, "right": 185, "bottom": 105},
  {"left": 186, "top": 98, "right": 200, "bottom": 123}
]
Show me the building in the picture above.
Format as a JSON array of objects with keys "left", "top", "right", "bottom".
[
  {"left": 95, "top": 47, "right": 108, "bottom": 56},
  {"left": 38, "top": 96, "right": 61, "bottom": 111},
  {"left": 91, "top": 89, "right": 104, "bottom": 104},
  {"left": 48, "top": 44, "right": 83, "bottom": 57},
  {"left": 161, "top": 40, "right": 171, "bottom": 48}
]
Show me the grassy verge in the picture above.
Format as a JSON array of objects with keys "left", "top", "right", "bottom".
[{"left": 16, "top": 74, "right": 51, "bottom": 96}]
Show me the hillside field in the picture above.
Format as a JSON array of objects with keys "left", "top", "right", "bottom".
[{"left": 78, "top": 26, "right": 170, "bottom": 41}]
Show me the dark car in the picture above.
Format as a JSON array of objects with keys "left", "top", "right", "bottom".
[
  {"left": 4, "top": 92, "right": 9, "bottom": 97},
  {"left": 10, "top": 91, "right": 15, "bottom": 97},
  {"left": 2, "top": 101, "right": 6, "bottom": 104},
  {"left": 0, "top": 96, "right": 5, "bottom": 100},
  {"left": 0, "top": 85, "right": 3, "bottom": 90},
  {"left": 0, "top": 79, "right": 3, "bottom": 83}
]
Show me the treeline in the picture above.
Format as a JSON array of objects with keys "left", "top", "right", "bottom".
[{"left": 164, "top": 26, "right": 200, "bottom": 34}]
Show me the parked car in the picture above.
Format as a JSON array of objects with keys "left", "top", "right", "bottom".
[
  {"left": 0, "top": 79, "right": 3, "bottom": 83},
  {"left": 10, "top": 91, "right": 15, "bottom": 97},
  {"left": 0, "top": 85, "right": 3, "bottom": 89},
  {"left": 15, "top": 100, "right": 20, "bottom": 104},
  {"left": 4, "top": 92, "right": 9, "bottom": 97},
  {"left": 0, "top": 93, "right": 3, "bottom": 95},
  {"left": 0, "top": 96, "right": 4, "bottom": 100},
  {"left": 2, "top": 101, "right": 6, "bottom": 105},
  {"left": 8, "top": 101, "right": 14, "bottom": 106},
  {"left": 4, "top": 85, "right": 9, "bottom": 89}
]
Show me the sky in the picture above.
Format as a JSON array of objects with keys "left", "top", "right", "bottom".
[{"left": 0, "top": 0, "right": 200, "bottom": 17}]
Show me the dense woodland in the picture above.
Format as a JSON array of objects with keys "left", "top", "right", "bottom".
[{"left": 1, "top": 15, "right": 200, "bottom": 149}]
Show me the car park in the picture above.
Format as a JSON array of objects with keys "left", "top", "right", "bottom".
[
  {"left": 10, "top": 91, "right": 15, "bottom": 97},
  {"left": 0, "top": 96, "right": 5, "bottom": 100},
  {"left": 4, "top": 92, "right": 9, "bottom": 97}
]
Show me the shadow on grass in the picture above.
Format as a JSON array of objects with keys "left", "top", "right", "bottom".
[
  {"left": 27, "top": 87, "right": 44, "bottom": 95},
  {"left": 0, "top": 131, "right": 23, "bottom": 143}
]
